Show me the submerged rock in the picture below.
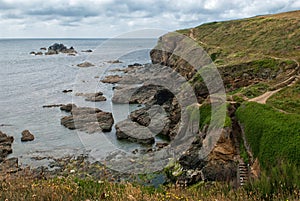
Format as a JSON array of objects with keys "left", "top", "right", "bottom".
[
  {"left": 77, "top": 61, "right": 95, "bottom": 67},
  {"left": 101, "top": 75, "right": 122, "bottom": 84},
  {"left": 107, "top": 60, "right": 122, "bottom": 64}
]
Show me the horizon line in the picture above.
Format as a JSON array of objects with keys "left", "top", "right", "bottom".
[{"left": 0, "top": 37, "right": 158, "bottom": 40}]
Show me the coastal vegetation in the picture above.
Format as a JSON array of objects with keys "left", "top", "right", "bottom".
[{"left": 1, "top": 10, "right": 300, "bottom": 201}]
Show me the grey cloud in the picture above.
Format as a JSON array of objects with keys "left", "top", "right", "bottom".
[{"left": 0, "top": 0, "right": 299, "bottom": 38}]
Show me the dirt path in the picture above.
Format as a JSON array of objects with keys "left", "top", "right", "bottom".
[
  {"left": 249, "top": 57, "right": 299, "bottom": 104},
  {"left": 248, "top": 89, "right": 281, "bottom": 104}
]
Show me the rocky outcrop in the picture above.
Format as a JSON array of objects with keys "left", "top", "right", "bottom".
[
  {"left": 21, "top": 130, "right": 35, "bottom": 142},
  {"left": 112, "top": 84, "right": 160, "bottom": 104},
  {"left": 75, "top": 92, "right": 106, "bottom": 102},
  {"left": 45, "top": 43, "right": 77, "bottom": 55},
  {"left": 60, "top": 104, "right": 114, "bottom": 133},
  {"left": 171, "top": 127, "right": 236, "bottom": 185},
  {"left": 0, "top": 131, "right": 14, "bottom": 162},
  {"left": 150, "top": 33, "right": 206, "bottom": 80},
  {"left": 77, "top": 61, "right": 95, "bottom": 68}
]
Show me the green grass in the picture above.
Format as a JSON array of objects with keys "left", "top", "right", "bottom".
[
  {"left": 267, "top": 80, "right": 300, "bottom": 113},
  {"left": 178, "top": 11, "right": 300, "bottom": 63},
  {"left": 236, "top": 102, "right": 300, "bottom": 168},
  {"left": 1, "top": 174, "right": 299, "bottom": 201},
  {"left": 199, "top": 103, "right": 232, "bottom": 129},
  {"left": 239, "top": 83, "right": 269, "bottom": 99}
]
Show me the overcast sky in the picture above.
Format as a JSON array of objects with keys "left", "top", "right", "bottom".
[{"left": 0, "top": 0, "right": 299, "bottom": 38}]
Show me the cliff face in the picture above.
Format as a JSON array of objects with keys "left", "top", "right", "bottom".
[{"left": 150, "top": 10, "right": 300, "bottom": 185}]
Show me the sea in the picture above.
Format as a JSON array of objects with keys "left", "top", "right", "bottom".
[{"left": 0, "top": 38, "right": 158, "bottom": 168}]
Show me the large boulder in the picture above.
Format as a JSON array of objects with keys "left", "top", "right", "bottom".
[
  {"left": 61, "top": 105, "right": 114, "bottom": 133},
  {"left": 115, "top": 119, "right": 155, "bottom": 144}
]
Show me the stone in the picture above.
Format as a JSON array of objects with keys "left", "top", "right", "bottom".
[
  {"left": 75, "top": 92, "right": 106, "bottom": 102},
  {"left": 77, "top": 61, "right": 95, "bottom": 67},
  {"left": 61, "top": 106, "right": 114, "bottom": 133},
  {"left": 81, "top": 49, "right": 93, "bottom": 53},
  {"left": 60, "top": 104, "right": 77, "bottom": 112},
  {"left": 43, "top": 43, "right": 77, "bottom": 55},
  {"left": 0, "top": 157, "right": 19, "bottom": 174},
  {"left": 107, "top": 60, "right": 122, "bottom": 64},
  {"left": 62, "top": 89, "right": 73, "bottom": 93},
  {"left": 21, "top": 130, "right": 35, "bottom": 142},
  {"left": 115, "top": 119, "right": 155, "bottom": 144},
  {"left": 101, "top": 75, "right": 122, "bottom": 84},
  {"left": 0, "top": 131, "right": 14, "bottom": 162}
]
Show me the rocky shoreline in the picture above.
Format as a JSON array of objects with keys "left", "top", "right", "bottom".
[{"left": 2, "top": 39, "right": 241, "bottom": 187}]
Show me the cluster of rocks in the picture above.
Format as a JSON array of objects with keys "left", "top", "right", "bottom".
[
  {"left": 107, "top": 63, "right": 184, "bottom": 145},
  {"left": 0, "top": 131, "right": 14, "bottom": 162},
  {"left": 60, "top": 104, "right": 114, "bottom": 133},
  {"left": 0, "top": 131, "right": 20, "bottom": 175},
  {"left": 148, "top": 33, "right": 238, "bottom": 185},
  {"left": 30, "top": 43, "right": 77, "bottom": 56}
]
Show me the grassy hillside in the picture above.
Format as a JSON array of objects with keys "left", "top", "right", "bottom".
[
  {"left": 178, "top": 10, "right": 300, "bottom": 66},
  {"left": 236, "top": 102, "right": 300, "bottom": 168}
]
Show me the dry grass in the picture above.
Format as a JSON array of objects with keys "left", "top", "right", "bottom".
[{"left": 0, "top": 174, "right": 299, "bottom": 201}]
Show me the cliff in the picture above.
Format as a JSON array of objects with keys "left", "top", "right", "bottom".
[{"left": 150, "top": 10, "right": 300, "bottom": 185}]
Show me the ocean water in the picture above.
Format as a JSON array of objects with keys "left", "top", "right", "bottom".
[{"left": 0, "top": 38, "right": 157, "bottom": 167}]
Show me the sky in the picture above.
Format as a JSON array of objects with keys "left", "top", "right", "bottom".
[{"left": 0, "top": 0, "right": 299, "bottom": 38}]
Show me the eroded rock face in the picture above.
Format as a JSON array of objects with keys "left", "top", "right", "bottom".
[
  {"left": 0, "top": 131, "right": 14, "bottom": 162},
  {"left": 21, "top": 130, "right": 35, "bottom": 142},
  {"left": 175, "top": 128, "right": 237, "bottom": 185},
  {"left": 60, "top": 104, "right": 114, "bottom": 133}
]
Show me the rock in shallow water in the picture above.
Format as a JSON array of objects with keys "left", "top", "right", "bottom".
[
  {"left": 60, "top": 104, "right": 114, "bottom": 133},
  {"left": 77, "top": 61, "right": 95, "bottom": 67},
  {"left": 21, "top": 130, "right": 35, "bottom": 142},
  {"left": 75, "top": 92, "right": 106, "bottom": 102},
  {"left": 115, "top": 119, "right": 155, "bottom": 145}
]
